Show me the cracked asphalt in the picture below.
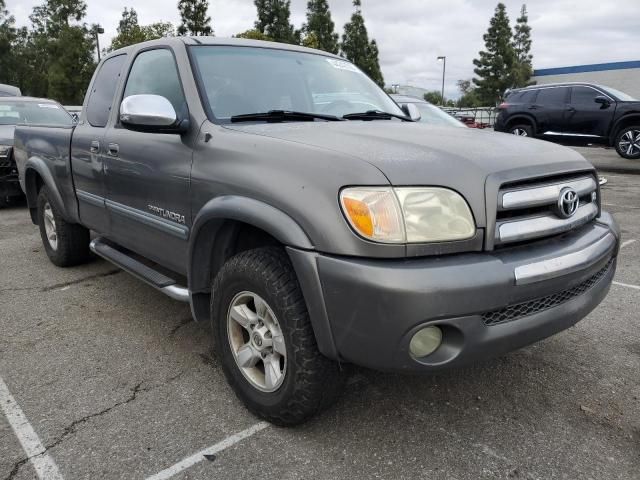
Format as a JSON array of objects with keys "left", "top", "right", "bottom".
[{"left": 1, "top": 150, "right": 639, "bottom": 480}]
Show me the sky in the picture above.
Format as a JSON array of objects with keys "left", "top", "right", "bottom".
[{"left": 7, "top": 0, "right": 640, "bottom": 99}]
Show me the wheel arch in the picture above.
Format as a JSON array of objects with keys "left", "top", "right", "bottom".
[
  {"left": 609, "top": 114, "right": 640, "bottom": 145},
  {"left": 187, "top": 196, "right": 339, "bottom": 359},
  {"left": 24, "top": 159, "right": 71, "bottom": 225},
  {"left": 505, "top": 114, "right": 537, "bottom": 133}
]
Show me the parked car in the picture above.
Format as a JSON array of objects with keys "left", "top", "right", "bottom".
[
  {"left": 1, "top": 97, "right": 74, "bottom": 207},
  {"left": 14, "top": 38, "right": 619, "bottom": 425},
  {"left": 0, "top": 84, "right": 21, "bottom": 97},
  {"left": 391, "top": 94, "right": 466, "bottom": 128},
  {"left": 495, "top": 82, "right": 640, "bottom": 159}
]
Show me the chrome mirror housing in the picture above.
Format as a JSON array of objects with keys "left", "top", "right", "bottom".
[
  {"left": 401, "top": 103, "right": 422, "bottom": 122},
  {"left": 120, "top": 94, "right": 178, "bottom": 129}
]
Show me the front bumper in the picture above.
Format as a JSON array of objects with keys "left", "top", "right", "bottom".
[
  {"left": 290, "top": 213, "right": 619, "bottom": 372},
  {"left": 0, "top": 176, "right": 22, "bottom": 199}
]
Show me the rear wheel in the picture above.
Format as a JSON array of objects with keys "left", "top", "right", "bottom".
[
  {"left": 37, "top": 187, "right": 91, "bottom": 267},
  {"left": 509, "top": 123, "right": 533, "bottom": 137},
  {"left": 615, "top": 126, "right": 640, "bottom": 159},
  {"left": 211, "top": 247, "right": 343, "bottom": 426}
]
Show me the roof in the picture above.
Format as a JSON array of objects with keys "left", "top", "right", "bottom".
[
  {"left": 534, "top": 60, "right": 640, "bottom": 77},
  {"left": 0, "top": 96, "right": 56, "bottom": 103},
  {"left": 390, "top": 94, "right": 428, "bottom": 104},
  {"left": 107, "top": 36, "right": 343, "bottom": 61}
]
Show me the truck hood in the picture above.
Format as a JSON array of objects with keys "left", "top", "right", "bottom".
[
  {"left": 0, "top": 125, "right": 15, "bottom": 145},
  {"left": 227, "top": 121, "right": 594, "bottom": 226}
]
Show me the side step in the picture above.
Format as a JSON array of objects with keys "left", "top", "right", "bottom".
[{"left": 90, "top": 238, "right": 190, "bottom": 303}]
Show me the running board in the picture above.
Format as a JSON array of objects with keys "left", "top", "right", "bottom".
[{"left": 89, "top": 238, "right": 190, "bottom": 303}]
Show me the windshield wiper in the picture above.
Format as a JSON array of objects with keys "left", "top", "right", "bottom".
[
  {"left": 230, "top": 110, "right": 343, "bottom": 123},
  {"left": 342, "top": 110, "right": 413, "bottom": 122}
]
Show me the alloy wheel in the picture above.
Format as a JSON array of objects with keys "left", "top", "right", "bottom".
[
  {"left": 511, "top": 128, "right": 529, "bottom": 136},
  {"left": 618, "top": 129, "right": 640, "bottom": 157},
  {"left": 43, "top": 202, "right": 58, "bottom": 250},
  {"left": 227, "top": 291, "right": 287, "bottom": 392}
]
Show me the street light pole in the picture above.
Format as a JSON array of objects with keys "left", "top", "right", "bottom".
[
  {"left": 437, "top": 56, "right": 446, "bottom": 106},
  {"left": 94, "top": 25, "right": 104, "bottom": 62}
]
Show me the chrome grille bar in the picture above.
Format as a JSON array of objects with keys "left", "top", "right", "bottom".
[
  {"left": 500, "top": 176, "right": 596, "bottom": 210},
  {"left": 496, "top": 202, "right": 598, "bottom": 244}
]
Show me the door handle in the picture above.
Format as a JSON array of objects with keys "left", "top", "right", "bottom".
[
  {"left": 90, "top": 140, "right": 100, "bottom": 154},
  {"left": 566, "top": 106, "right": 576, "bottom": 113},
  {"left": 527, "top": 105, "right": 538, "bottom": 110},
  {"left": 107, "top": 143, "right": 119, "bottom": 157}
]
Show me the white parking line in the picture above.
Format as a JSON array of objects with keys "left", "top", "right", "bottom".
[
  {"left": 146, "top": 422, "right": 269, "bottom": 480},
  {"left": 0, "top": 375, "right": 64, "bottom": 480},
  {"left": 620, "top": 239, "right": 637, "bottom": 249},
  {"left": 613, "top": 281, "right": 640, "bottom": 291}
]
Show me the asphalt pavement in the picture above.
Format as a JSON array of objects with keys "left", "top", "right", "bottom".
[{"left": 1, "top": 170, "right": 639, "bottom": 480}]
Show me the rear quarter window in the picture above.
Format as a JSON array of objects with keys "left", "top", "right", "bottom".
[{"left": 86, "top": 54, "right": 127, "bottom": 127}]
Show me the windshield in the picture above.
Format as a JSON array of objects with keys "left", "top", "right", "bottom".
[
  {"left": 190, "top": 45, "right": 404, "bottom": 121},
  {"left": 412, "top": 102, "right": 466, "bottom": 128},
  {"left": 0, "top": 101, "right": 73, "bottom": 126},
  {"left": 598, "top": 85, "right": 637, "bottom": 102}
]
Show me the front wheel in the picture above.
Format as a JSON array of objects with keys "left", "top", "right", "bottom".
[
  {"left": 509, "top": 124, "right": 533, "bottom": 137},
  {"left": 211, "top": 247, "right": 343, "bottom": 426},
  {"left": 615, "top": 126, "right": 640, "bottom": 159}
]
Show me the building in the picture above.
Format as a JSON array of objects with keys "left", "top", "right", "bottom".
[{"left": 533, "top": 60, "right": 640, "bottom": 99}]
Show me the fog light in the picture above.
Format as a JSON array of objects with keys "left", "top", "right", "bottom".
[{"left": 409, "top": 326, "right": 443, "bottom": 357}]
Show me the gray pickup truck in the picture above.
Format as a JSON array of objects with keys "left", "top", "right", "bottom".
[{"left": 14, "top": 38, "right": 620, "bottom": 425}]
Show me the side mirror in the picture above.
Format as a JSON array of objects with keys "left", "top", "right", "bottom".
[
  {"left": 594, "top": 96, "right": 611, "bottom": 107},
  {"left": 400, "top": 103, "right": 422, "bottom": 122},
  {"left": 120, "top": 94, "right": 182, "bottom": 132}
]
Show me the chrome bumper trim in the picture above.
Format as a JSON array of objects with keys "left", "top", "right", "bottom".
[{"left": 514, "top": 231, "right": 616, "bottom": 285}]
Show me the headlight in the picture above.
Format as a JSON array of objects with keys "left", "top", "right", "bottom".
[
  {"left": 340, "top": 187, "right": 475, "bottom": 243},
  {"left": 0, "top": 145, "right": 11, "bottom": 158}
]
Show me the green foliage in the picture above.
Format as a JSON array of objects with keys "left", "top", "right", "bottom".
[
  {"left": 177, "top": 0, "right": 213, "bottom": 36},
  {"left": 423, "top": 91, "right": 443, "bottom": 105},
  {"left": 512, "top": 4, "right": 533, "bottom": 87},
  {"left": 0, "top": 0, "right": 17, "bottom": 85},
  {"left": 302, "top": 0, "right": 338, "bottom": 54},
  {"left": 254, "top": 0, "right": 299, "bottom": 44},
  {"left": 455, "top": 79, "right": 483, "bottom": 107},
  {"left": 341, "top": 0, "right": 384, "bottom": 87},
  {"left": 109, "top": 8, "right": 175, "bottom": 51},
  {"left": 472, "top": 3, "right": 516, "bottom": 105},
  {"left": 234, "top": 28, "right": 272, "bottom": 41}
]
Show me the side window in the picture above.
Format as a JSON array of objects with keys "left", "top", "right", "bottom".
[
  {"left": 123, "top": 49, "right": 187, "bottom": 118},
  {"left": 536, "top": 87, "right": 568, "bottom": 105},
  {"left": 86, "top": 55, "right": 126, "bottom": 127},
  {"left": 520, "top": 89, "right": 537, "bottom": 103},
  {"left": 571, "top": 87, "right": 600, "bottom": 107}
]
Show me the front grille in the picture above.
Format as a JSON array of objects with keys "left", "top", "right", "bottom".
[
  {"left": 482, "top": 259, "right": 614, "bottom": 326},
  {"left": 494, "top": 174, "right": 599, "bottom": 246}
]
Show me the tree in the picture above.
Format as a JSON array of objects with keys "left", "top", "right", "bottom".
[
  {"left": 455, "top": 79, "right": 482, "bottom": 107},
  {"left": 302, "top": 0, "right": 338, "bottom": 54},
  {"left": 254, "top": 0, "right": 298, "bottom": 44},
  {"left": 424, "top": 91, "right": 443, "bottom": 105},
  {"left": 177, "top": 0, "right": 212, "bottom": 36},
  {"left": 234, "top": 28, "right": 272, "bottom": 41},
  {"left": 341, "top": 0, "right": 384, "bottom": 87},
  {"left": 472, "top": 3, "right": 516, "bottom": 105},
  {"left": 512, "top": 4, "right": 533, "bottom": 87},
  {"left": 0, "top": 0, "right": 16, "bottom": 85},
  {"left": 109, "top": 8, "right": 174, "bottom": 51}
]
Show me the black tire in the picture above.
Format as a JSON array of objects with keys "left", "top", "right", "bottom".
[
  {"left": 614, "top": 126, "right": 640, "bottom": 159},
  {"left": 0, "top": 196, "right": 8, "bottom": 208},
  {"left": 509, "top": 123, "right": 533, "bottom": 137},
  {"left": 211, "top": 247, "right": 343, "bottom": 426},
  {"left": 37, "top": 187, "right": 90, "bottom": 267}
]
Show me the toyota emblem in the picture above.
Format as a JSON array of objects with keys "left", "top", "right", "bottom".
[{"left": 557, "top": 187, "right": 579, "bottom": 218}]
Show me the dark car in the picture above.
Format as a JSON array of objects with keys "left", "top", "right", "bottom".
[
  {"left": 494, "top": 83, "right": 640, "bottom": 159},
  {"left": 0, "top": 97, "right": 74, "bottom": 206},
  {"left": 391, "top": 94, "right": 467, "bottom": 128}
]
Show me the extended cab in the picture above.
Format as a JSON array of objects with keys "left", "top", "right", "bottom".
[{"left": 14, "top": 38, "right": 620, "bottom": 425}]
